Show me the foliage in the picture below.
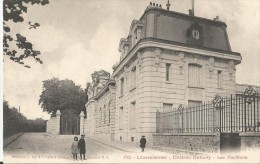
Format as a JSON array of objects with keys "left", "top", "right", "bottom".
[
  {"left": 27, "top": 118, "right": 46, "bottom": 132},
  {"left": 3, "top": 100, "right": 28, "bottom": 138},
  {"left": 3, "top": 100, "right": 48, "bottom": 138},
  {"left": 3, "top": 0, "right": 49, "bottom": 68},
  {"left": 39, "top": 78, "right": 88, "bottom": 115}
]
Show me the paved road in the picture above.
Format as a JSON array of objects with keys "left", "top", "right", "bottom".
[
  {"left": 4, "top": 133, "right": 173, "bottom": 163},
  {"left": 4, "top": 133, "right": 127, "bottom": 163}
]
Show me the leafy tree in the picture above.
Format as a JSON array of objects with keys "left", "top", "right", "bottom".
[
  {"left": 27, "top": 118, "right": 46, "bottom": 132},
  {"left": 3, "top": 100, "right": 28, "bottom": 138},
  {"left": 3, "top": 0, "right": 49, "bottom": 68},
  {"left": 39, "top": 78, "right": 87, "bottom": 115}
]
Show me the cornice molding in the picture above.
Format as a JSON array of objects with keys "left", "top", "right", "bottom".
[
  {"left": 112, "top": 38, "right": 242, "bottom": 77},
  {"left": 85, "top": 99, "right": 97, "bottom": 107}
]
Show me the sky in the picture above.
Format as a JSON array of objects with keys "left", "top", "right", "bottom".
[{"left": 3, "top": 0, "right": 260, "bottom": 120}]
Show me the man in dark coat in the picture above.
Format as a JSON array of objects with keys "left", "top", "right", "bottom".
[
  {"left": 140, "top": 135, "right": 147, "bottom": 152},
  {"left": 78, "top": 134, "right": 86, "bottom": 160}
]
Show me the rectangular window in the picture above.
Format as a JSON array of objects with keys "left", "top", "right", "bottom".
[
  {"left": 188, "top": 64, "right": 202, "bottom": 87},
  {"left": 120, "top": 78, "right": 124, "bottom": 96},
  {"left": 131, "top": 67, "right": 136, "bottom": 89},
  {"left": 188, "top": 100, "right": 202, "bottom": 108},
  {"left": 134, "top": 30, "right": 137, "bottom": 43},
  {"left": 99, "top": 108, "right": 102, "bottom": 127},
  {"left": 108, "top": 106, "right": 111, "bottom": 124},
  {"left": 130, "top": 102, "right": 136, "bottom": 129},
  {"left": 163, "top": 103, "right": 173, "bottom": 113},
  {"left": 103, "top": 106, "right": 106, "bottom": 125},
  {"left": 119, "top": 107, "right": 124, "bottom": 130},
  {"left": 217, "top": 70, "right": 222, "bottom": 88},
  {"left": 166, "top": 63, "right": 171, "bottom": 81}
]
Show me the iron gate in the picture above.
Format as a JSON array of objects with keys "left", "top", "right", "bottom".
[{"left": 218, "top": 87, "right": 259, "bottom": 133}]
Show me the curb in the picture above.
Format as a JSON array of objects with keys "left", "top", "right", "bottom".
[
  {"left": 4, "top": 133, "right": 24, "bottom": 148},
  {"left": 86, "top": 136, "right": 138, "bottom": 153},
  {"left": 151, "top": 146, "right": 212, "bottom": 155}
]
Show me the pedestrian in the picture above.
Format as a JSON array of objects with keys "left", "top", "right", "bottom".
[
  {"left": 78, "top": 134, "right": 86, "bottom": 160},
  {"left": 71, "top": 136, "right": 79, "bottom": 160},
  {"left": 140, "top": 135, "right": 146, "bottom": 152}
]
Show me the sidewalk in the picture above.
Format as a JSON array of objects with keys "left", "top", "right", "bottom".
[
  {"left": 3, "top": 133, "right": 24, "bottom": 148},
  {"left": 86, "top": 135, "right": 208, "bottom": 155},
  {"left": 86, "top": 136, "right": 142, "bottom": 153}
]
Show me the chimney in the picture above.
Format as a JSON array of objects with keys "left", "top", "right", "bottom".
[{"left": 214, "top": 16, "right": 220, "bottom": 21}]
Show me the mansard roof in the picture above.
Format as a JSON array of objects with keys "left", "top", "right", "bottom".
[
  {"left": 129, "top": 19, "right": 143, "bottom": 35},
  {"left": 138, "top": 6, "right": 231, "bottom": 52}
]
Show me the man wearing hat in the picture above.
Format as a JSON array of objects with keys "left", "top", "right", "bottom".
[
  {"left": 78, "top": 134, "right": 86, "bottom": 160},
  {"left": 140, "top": 135, "right": 147, "bottom": 152}
]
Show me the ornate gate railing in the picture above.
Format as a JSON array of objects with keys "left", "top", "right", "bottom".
[{"left": 156, "top": 87, "right": 260, "bottom": 133}]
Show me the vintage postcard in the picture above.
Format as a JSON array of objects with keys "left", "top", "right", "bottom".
[{"left": 2, "top": 0, "right": 260, "bottom": 163}]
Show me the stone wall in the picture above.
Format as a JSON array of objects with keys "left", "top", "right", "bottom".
[
  {"left": 240, "top": 132, "right": 260, "bottom": 151},
  {"left": 153, "top": 133, "right": 220, "bottom": 153}
]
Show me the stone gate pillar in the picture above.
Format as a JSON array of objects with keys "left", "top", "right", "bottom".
[
  {"left": 79, "top": 111, "right": 85, "bottom": 135},
  {"left": 56, "top": 110, "right": 61, "bottom": 135}
]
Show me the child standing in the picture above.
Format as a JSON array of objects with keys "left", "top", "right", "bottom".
[
  {"left": 78, "top": 134, "right": 86, "bottom": 160},
  {"left": 71, "top": 136, "right": 79, "bottom": 160}
]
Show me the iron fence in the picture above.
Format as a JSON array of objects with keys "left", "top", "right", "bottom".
[{"left": 156, "top": 87, "right": 260, "bottom": 133}]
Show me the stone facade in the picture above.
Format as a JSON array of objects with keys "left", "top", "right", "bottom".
[
  {"left": 113, "top": 48, "right": 241, "bottom": 144},
  {"left": 153, "top": 133, "right": 220, "bottom": 153},
  {"left": 84, "top": 70, "right": 116, "bottom": 141},
  {"left": 83, "top": 4, "right": 259, "bottom": 147}
]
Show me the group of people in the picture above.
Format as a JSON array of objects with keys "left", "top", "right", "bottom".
[
  {"left": 71, "top": 135, "right": 147, "bottom": 160},
  {"left": 71, "top": 134, "right": 86, "bottom": 160}
]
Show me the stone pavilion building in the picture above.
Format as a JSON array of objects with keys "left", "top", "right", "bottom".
[{"left": 47, "top": 3, "right": 260, "bottom": 147}]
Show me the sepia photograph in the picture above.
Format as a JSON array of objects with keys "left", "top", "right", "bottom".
[{"left": 2, "top": 0, "right": 260, "bottom": 163}]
